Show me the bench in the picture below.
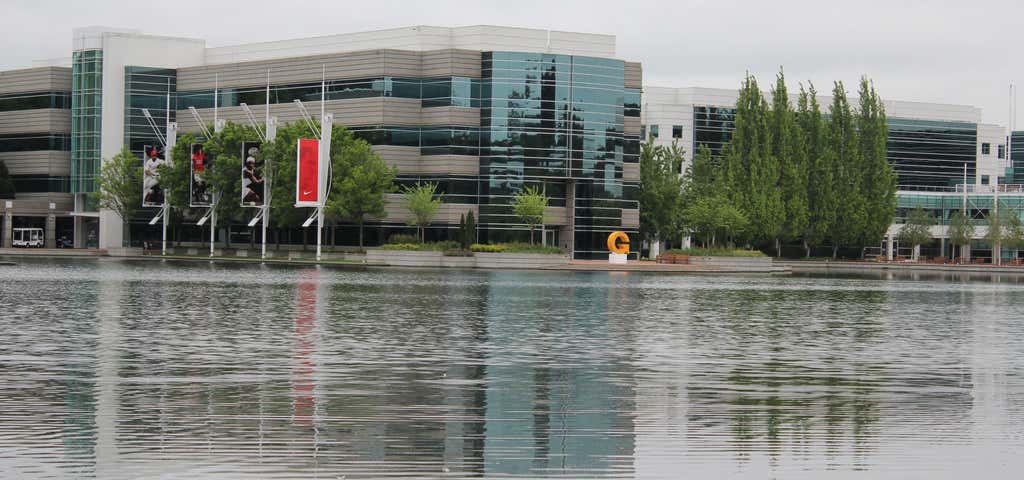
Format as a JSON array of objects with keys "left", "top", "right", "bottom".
[{"left": 656, "top": 253, "right": 690, "bottom": 265}]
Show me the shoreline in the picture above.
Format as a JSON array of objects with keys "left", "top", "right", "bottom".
[
  {"left": 782, "top": 259, "right": 1024, "bottom": 275},
  {"left": 8, "top": 249, "right": 1024, "bottom": 275},
  {"left": 0, "top": 249, "right": 784, "bottom": 274}
]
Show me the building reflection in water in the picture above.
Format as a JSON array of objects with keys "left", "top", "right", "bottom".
[
  {"left": 481, "top": 271, "right": 636, "bottom": 477},
  {"left": 7, "top": 260, "right": 1024, "bottom": 478}
]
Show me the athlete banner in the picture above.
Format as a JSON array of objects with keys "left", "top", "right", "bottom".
[
  {"left": 295, "top": 138, "right": 320, "bottom": 206},
  {"left": 141, "top": 145, "right": 166, "bottom": 207},
  {"left": 241, "top": 141, "right": 265, "bottom": 207},
  {"left": 190, "top": 143, "right": 213, "bottom": 207}
]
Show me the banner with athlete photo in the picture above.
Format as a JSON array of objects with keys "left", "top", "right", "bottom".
[
  {"left": 141, "top": 144, "right": 166, "bottom": 207},
  {"left": 295, "top": 138, "right": 320, "bottom": 207},
  {"left": 189, "top": 143, "right": 213, "bottom": 207},
  {"left": 240, "top": 141, "right": 265, "bottom": 207}
]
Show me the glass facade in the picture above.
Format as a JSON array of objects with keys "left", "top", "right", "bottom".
[
  {"left": 896, "top": 193, "right": 1024, "bottom": 224},
  {"left": 348, "top": 125, "right": 480, "bottom": 156},
  {"left": 0, "top": 133, "right": 70, "bottom": 152},
  {"left": 1011, "top": 131, "right": 1024, "bottom": 184},
  {"left": 177, "top": 76, "right": 480, "bottom": 110},
  {"left": 888, "top": 118, "right": 977, "bottom": 188},
  {"left": 0, "top": 91, "right": 71, "bottom": 112},
  {"left": 479, "top": 52, "right": 637, "bottom": 258},
  {"left": 9, "top": 175, "right": 70, "bottom": 193},
  {"left": 124, "top": 66, "right": 177, "bottom": 157},
  {"left": 693, "top": 106, "right": 735, "bottom": 157},
  {"left": 71, "top": 49, "right": 103, "bottom": 194}
]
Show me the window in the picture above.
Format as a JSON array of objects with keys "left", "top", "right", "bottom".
[
  {"left": 650, "top": 125, "right": 659, "bottom": 139},
  {"left": 672, "top": 125, "right": 683, "bottom": 139},
  {"left": 640, "top": 125, "right": 646, "bottom": 140},
  {"left": 998, "top": 144, "right": 1005, "bottom": 159},
  {"left": 982, "top": 143, "right": 991, "bottom": 155},
  {"left": 981, "top": 175, "right": 990, "bottom": 185}
]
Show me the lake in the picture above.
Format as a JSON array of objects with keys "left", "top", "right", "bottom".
[{"left": 1, "top": 257, "right": 1023, "bottom": 479}]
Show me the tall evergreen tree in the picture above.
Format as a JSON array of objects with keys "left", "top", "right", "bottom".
[
  {"left": 797, "top": 82, "right": 836, "bottom": 257},
  {"left": 0, "top": 159, "right": 15, "bottom": 199},
  {"left": 857, "top": 77, "right": 896, "bottom": 247},
  {"left": 770, "top": 68, "right": 808, "bottom": 256},
  {"left": 826, "top": 81, "right": 865, "bottom": 258},
  {"left": 724, "top": 73, "right": 783, "bottom": 246}
]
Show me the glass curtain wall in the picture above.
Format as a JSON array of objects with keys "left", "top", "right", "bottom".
[
  {"left": 124, "top": 67, "right": 177, "bottom": 157},
  {"left": 888, "top": 119, "right": 977, "bottom": 188},
  {"left": 479, "top": 52, "right": 634, "bottom": 259},
  {"left": 70, "top": 49, "right": 103, "bottom": 195}
]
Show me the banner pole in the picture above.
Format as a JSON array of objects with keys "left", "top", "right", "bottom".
[
  {"left": 163, "top": 81, "right": 171, "bottom": 256},
  {"left": 263, "top": 70, "right": 271, "bottom": 261},
  {"left": 162, "top": 203, "right": 168, "bottom": 256},
  {"left": 210, "top": 193, "right": 217, "bottom": 258},
  {"left": 316, "top": 207, "right": 323, "bottom": 262}
]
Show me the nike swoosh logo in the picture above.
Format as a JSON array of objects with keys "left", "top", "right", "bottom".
[{"left": 303, "top": 191, "right": 312, "bottom": 196}]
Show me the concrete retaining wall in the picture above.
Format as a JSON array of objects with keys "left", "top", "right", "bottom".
[
  {"left": 474, "top": 253, "right": 571, "bottom": 269},
  {"left": 688, "top": 256, "right": 774, "bottom": 271},
  {"left": 364, "top": 250, "right": 569, "bottom": 269}
]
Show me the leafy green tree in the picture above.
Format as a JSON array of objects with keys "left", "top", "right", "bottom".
[
  {"left": 512, "top": 185, "right": 549, "bottom": 244},
  {"left": 770, "top": 68, "right": 808, "bottom": 256},
  {"left": 0, "top": 160, "right": 15, "bottom": 199},
  {"left": 983, "top": 205, "right": 1023, "bottom": 265},
  {"left": 326, "top": 140, "right": 397, "bottom": 248},
  {"left": 948, "top": 210, "right": 975, "bottom": 263},
  {"left": 897, "top": 207, "right": 935, "bottom": 261},
  {"left": 683, "top": 193, "right": 748, "bottom": 248},
  {"left": 403, "top": 182, "right": 441, "bottom": 243},
  {"left": 1002, "top": 212, "right": 1024, "bottom": 260},
  {"left": 93, "top": 146, "right": 143, "bottom": 246},
  {"left": 639, "top": 138, "right": 687, "bottom": 251},
  {"left": 857, "top": 77, "right": 896, "bottom": 247},
  {"left": 826, "top": 81, "right": 865, "bottom": 258},
  {"left": 798, "top": 82, "right": 836, "bottom": 257},
  {"left": 162, "top": 133, "right": 199, "bottom": 210},
  {"left": 725, "top": 73, "right": 783, "bottom": 247},
  {"left": 258, "top": 122, "right": 367, "bottom": 249}
]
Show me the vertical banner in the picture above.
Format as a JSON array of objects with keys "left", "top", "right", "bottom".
[
  {"left": 295, "top": 138, "right": 320, "bottom": 206},
  {"left": 190, "top": 143, "right": 213, "bottom": 207},
  {"left": 241, "top": 141, "right": 265, "bottom": 207},
  {"left": 141, "top": 145, "right": 166, "bottom": 207}
]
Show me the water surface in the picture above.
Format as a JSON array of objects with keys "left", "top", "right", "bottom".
[{"left": 1, "top": 257, "right": 1023, "bottom": 479}]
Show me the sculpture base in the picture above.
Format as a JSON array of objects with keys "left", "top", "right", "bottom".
[{"left": 609, "top": 252, "right": 627, "bottom": 264}]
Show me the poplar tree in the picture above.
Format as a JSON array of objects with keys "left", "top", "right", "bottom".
[
  {"left": 797, "top": 83, "right": 835, "bottom": 257},
  {"left": 857, "top": 77, "right": 896, "bottom": 247},
  {"left": 770, "top": 68, "right": 808, "bottom": 256},
  {"left": 826, "top": 81, "right": 865, "bottom": 258},
  {"left": 725, "top": 73, "right": 783, "bottom": 246}
]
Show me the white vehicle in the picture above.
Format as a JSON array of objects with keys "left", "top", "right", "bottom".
[{"left": 12, "top": 228, "right": 44, "bottom": 248}]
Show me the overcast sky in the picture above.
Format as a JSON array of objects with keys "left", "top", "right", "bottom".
[{"left": 2, "top": 0, "right": 1020, "bottom": 126}]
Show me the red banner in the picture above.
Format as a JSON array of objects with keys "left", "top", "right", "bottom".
[{"left": 296, "top": 138, "right": 319, "bottom": 205}]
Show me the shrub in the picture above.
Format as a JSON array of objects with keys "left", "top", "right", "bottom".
[
  {"left": 387, "top": 233, "right": 420, "bottom": 244},
  {"left": 665, "top": 247, "right": 766, "bottom": 257},
  {"left": 469, "top": 242, "right": 564, "bottom": 254},
  {"left": 380, "top": 243, "right": 419, "bottom": 251},
  {"left": 503, "top": 242, "right": 563, "bottom": 254},
  {"left": 470, "top": 243, "right": 507, "bottom": 253},
  {"left": 443, "top": 249, "right": 474, "bottom": 257}
]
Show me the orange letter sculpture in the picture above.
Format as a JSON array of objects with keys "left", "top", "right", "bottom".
[{"left": 607, "top": 231, "right": 630, "bottom": 255}]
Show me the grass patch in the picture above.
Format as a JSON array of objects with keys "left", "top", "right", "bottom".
[
  {"left": 666, "top": 247, "right": 766, "bottom": 257},
  {"left": 471, "top": 242, "right": 564, "bottom": 254}
]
